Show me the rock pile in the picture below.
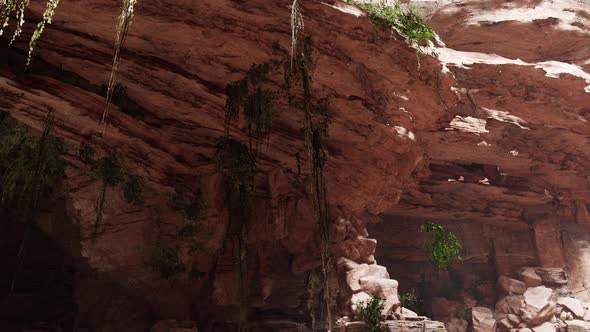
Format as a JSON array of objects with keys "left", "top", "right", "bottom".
[
  {"left": 334, "top": 252, "right": 445, "bottom": 331},
  {"left": 469, "top": 267, "right": 590, "bottom": 332}
]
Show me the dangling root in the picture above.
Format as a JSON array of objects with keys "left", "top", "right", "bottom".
[
  {"left": 26, "top": 0, "right": 60, "bottom": 68},
  {"left": 289, "top": 0, "right": 304, "bottom": 72},
  {"left": 101, "top": 0, "right": 137, "bottom": 132}
]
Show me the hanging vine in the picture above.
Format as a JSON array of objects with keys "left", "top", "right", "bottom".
[
  {"left": 287, "top": 34, "right": 336, "bottom": 330},
  {"left": 101, "top": 0, "right": 138, "bottom": 131},
  {"left": 223, "top": 61, "right": 277, "bottom": 152},
  {"left": 290, "top": 0, "right": 304, "bottom": 71},
  {"left": 214, "top": 137, "right": 257, "bottom": 331},
  {"left": 0, "top": 112, "right": 65, "bottom": 293},
  {"left": 26, "top": 0, "right": 60, "bottom": 67}
]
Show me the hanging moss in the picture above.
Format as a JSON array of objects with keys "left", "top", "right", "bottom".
[
  {"left": 214, "top": 137, "right": 257, "bottom": 331},
  {"left": 224, "top": 61, "right": 279, "bottom": 144},
  {"left": 224, "top": 80, "right": 248, "bottom": 135},
  {"left": 244, "top": 88, "right": 275, "bottom": 143}
]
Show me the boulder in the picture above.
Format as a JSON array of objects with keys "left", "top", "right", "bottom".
[
  {"left": 508, "top": 314, "right": 521, "bottom": 326},
  {"left": 499, "top": 276, "right": 527, "bottom": 295},
  {"left": 395, "top": 306, "right": 419, "bottom": 320},
  {"left": 519, "top": 268, "right": 543, "bottom": 288},
  {"left": 473, "top": 307, "right": 497, "bottom": 332},
  {"left": 345, "top": 264, "right": 389, "bottom": 293},
  {"left": 534, "top": 268, "right": 568, "bottom": 287},
  {"left": 446, "top": 318, "right": 468, "bottom": 332},
  {"left": 521, "top": 302, "right": 557, "bottom": 326},
  {"left": 557, "top": 298, "right": 585, "bottom": 319},
  {"left": 497, "top": 317, "right": 514, "bottom": 332},
  {"left": 566, "top": 320, "right": 588, "bottom": 332},
  {"left": 496, "top": 296, "right": 525, "bottom": 315},
  {"left": 524, "top": 287, "right": 553, "bottom": 310},
  {"left": 584, "top": 309, "right": 590, "bottom": 322},
  {"left": 532, "top": 322, "right": 556, "bottom": 332},
  {"left": 358, "top": 276, "right": 400, "bottom": 316}
]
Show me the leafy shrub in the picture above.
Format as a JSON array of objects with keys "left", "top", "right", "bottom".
[
  {"left": 420, "top": 222, "right": 462, "bottom": 268},
  {"left": 123, "top": 174, "right": 144, "bottom": 205},
  {"left": 399, "top": 289, "right": 420, "bottom": 312},
  {"left": 358, "top": 296, "right": 385, "bottom": 332},
  {"left": 151, "top": 246, "right": 186, "bottom": 280}
]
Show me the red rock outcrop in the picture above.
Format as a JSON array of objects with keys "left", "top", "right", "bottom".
[
  {"left": 2, "top": 0, "right": 590, "bottom": 331},
  {"left": 0, "top": 0, "right": 453, "bottom": 330}
]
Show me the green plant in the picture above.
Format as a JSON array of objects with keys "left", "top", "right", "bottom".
[
  {"left": 358, "top": 296, "right": 385, "bottom": 332},
  {"left": 151, "top": 246, "right": 186, "bottom": 280},
  {"left": 399, "top": 289, "right": 420, "bottom": 312},
  {"left": 420, "top": 222, "right": 462, "bottom": 268},
  {"left": 78, "top": 143, "right": 95, "bottom": 164},
  {"left": 123, "top": 174, "right": 144, "bottom": 205},
  {"left": 346, "top": 0, "right": 434, "bottom": 45},
  {"left": 26, "top": 0, "right": 61, "bottom": 67},
  {"left": 224, "top": 62, "right": 277, "bottom": 145}
]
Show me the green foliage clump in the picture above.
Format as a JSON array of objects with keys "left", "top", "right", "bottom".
[
  {"left": 347, "top": 0, "right": 435, "bottom": 45},
  {"left": 399, "top": 289, "right": 421, "bottom": 313},
  {"left": 151, "top": 246, "right": 186, "bottom": 280},
  {"left": 123, "top": 174, "right": 144, "bottom": 205},
  {"left": 420, "top": 221, "right": 462, "bottom": 268},
  {"left": 78, "top": 143, "right": 95, "bottom": 164},
  {"left": 357, "top": 296, "right": 385, "bottom": 332},
  {"left": 224, "top": 62, "right": 277, "bottom": 143}
]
